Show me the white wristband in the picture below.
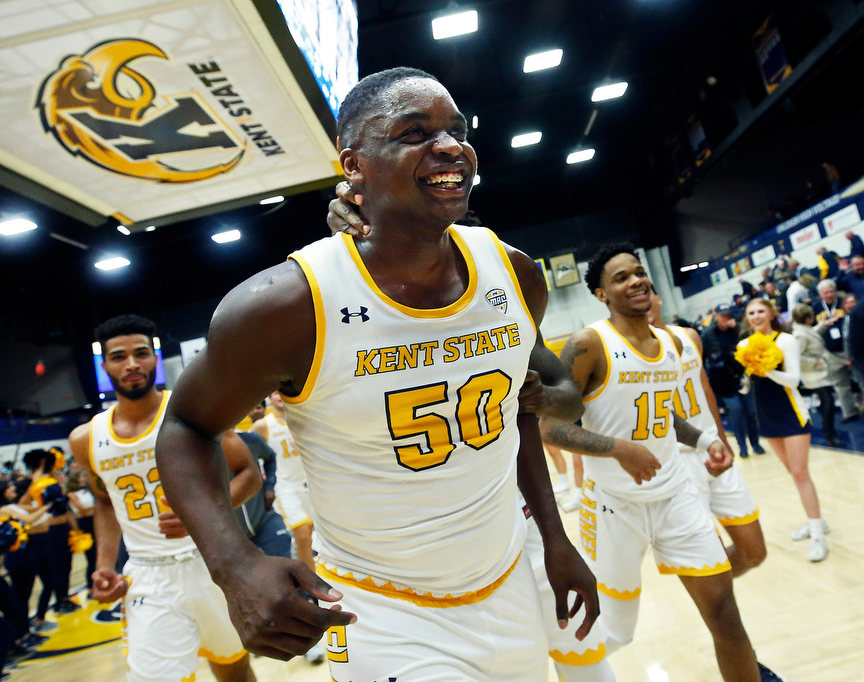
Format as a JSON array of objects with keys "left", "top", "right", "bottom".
[{"left": 696, "top": 431, "right": 716, "bottom": 452}]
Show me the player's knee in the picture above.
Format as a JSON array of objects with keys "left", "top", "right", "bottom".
[
  {"left": 598, "top": 597, "right": 638, "bottom": 652},
  {"left": 739, "top": 540, "right": 767, "bottom": 569},
  {"left": 701, "top": 587, "right": 745, "bottom": 639}
]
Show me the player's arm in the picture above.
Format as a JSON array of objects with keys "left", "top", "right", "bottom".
[
  {"left": 223, "top": 431, "right": 262, "bottom": 507},
  {"left": 69, "top": 423, "right": 127, "bottom": 602},
  {"left": 539, "top": 329, "right": 662, "bottom": 484},
  {"left": 507, "top": 247, "right": 599, "bottom": 639},
  {"left": 155, "top": 261, "right": 355, "bottom": 660},
  {"left": 685, "top": 328, "right": 732, "bottom": 450}
]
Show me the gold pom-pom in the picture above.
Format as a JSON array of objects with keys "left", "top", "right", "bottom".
[
  {"left": 735, "top": 332, "right": 784, "bottom": 376},
  {"left": 68, "top": 529, "right": 93, "bottom": 553}
]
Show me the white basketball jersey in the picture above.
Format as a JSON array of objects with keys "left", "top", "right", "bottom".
[
  {"left": 580, "top": 320, "right": 687, "bottom": 500},
  {"left": 89, "top": 391, "right": 196, "bottom": 558},
  {"left": 284, "top": 226, "right": 535, "bottom": 596},
  {"left": 668, "top": 325, "right": 718, "bottom": 451},
  {"left": 261, "top": 412, "right": 306, "bottom": 487}
]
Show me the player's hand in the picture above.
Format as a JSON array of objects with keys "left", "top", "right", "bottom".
[
  {"left": 158, "top": 497, "right": 190, "bottom": 538},
  {"left": 517, "top": 370, "right": 545, "bottom": 414},
  {"left": 544, "top": 539, "right": 599, "bottom": 640},
  {"left": 219, "top": 552, "right": 357, "bottom": 660},
  {"left": 614, "top": 441, "right": 661, "bottom": 484},
  {"left": 91, "top": 567, "right": 128, "bottom": 603},
  {"left": 705, "top": 440, "right": 734, "bottom": 477},
  {"left": 326, "top": 181, "right": 369, "bottom": 238}
]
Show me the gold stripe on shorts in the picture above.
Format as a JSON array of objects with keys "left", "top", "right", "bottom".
[{"left": 317, "top": 554, "right": 520, "bottom": 608}]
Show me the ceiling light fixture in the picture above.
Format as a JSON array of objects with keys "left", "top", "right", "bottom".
[
  {"left": 0, "top": 218, "right": 37, "bottom": 236},
  {"left": 698, "top": 261, "right": 709, "bottom": 268},
  {"left": 212, "top": 229, "right": 241, "bottom": 244},
  {"left": 511, "top": 131, "right": 542, "bottom": 148},
  {"left": 472, "top": 115, "right": 478, "bottom": 129},
  {"left": 116, "top": 225, "right": 131, "bottom": 235},
  {"left": 432, "top": 10, "right": 478, "bottom": 40},
  {"left": 95, "top": 256, "right": 130, "bottom": 271},
  {"left": 523, "top": 49, "right": 563, "bottom": 73},
  {"left": 567, "top": 148, "right": 596, "bottom": 164},
  {"left": 144, "top": 225, "right": 156, "bottom": 232},
  {"left": 473, "top": 174, "right": 481, "bottom": 186},
  {"left": 679, "top": 264, "right": 698, "bottom": 272},
  {"left": 591, "top": 81, "right": 628, "bottom": 102},
  {"left": 259, "top": 195, "right": 284, "bottom": 205}
]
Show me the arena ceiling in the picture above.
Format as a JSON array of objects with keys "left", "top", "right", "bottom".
[{"left": 2, "top": 0, "right": 864, "bottom": 348}]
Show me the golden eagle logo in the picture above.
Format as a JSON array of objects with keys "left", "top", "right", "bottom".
[{"left": 37, "top": 39, "right": 244, "bottom": 183}]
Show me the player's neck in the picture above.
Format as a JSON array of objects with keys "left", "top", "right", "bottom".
[
  {"left": 113, "top": 388, "right": 163, "bottom": 427},
  {"left": 608, "top": 310, "right": 652, "bottom": 339},
  {"left": 271, "top": 408, "right": 287, "bottom": 425}
]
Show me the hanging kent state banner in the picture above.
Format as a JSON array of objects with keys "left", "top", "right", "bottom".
[
  {"left": 753, "top": 16, "right": 792, "bottom": 95},
  {"left": 0, "top": 0, "right": 357, "bottom": 228}
]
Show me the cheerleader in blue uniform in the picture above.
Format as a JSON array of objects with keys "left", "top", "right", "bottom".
[{"left": 738, "top": 298, "right": 829, "bottom": 561}]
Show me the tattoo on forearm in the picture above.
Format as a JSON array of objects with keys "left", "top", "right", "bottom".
[
  {"left": 673, "top": 413, "right": 701, "bottom": 448},
  {"left": 545, "top": 422, "right": 614, "bottom": 454},
  {"left": 559, "top": 340, "right": 588, "bottom": 370}
]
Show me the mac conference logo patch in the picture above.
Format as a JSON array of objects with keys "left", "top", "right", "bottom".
[
  {"left": 485, "top": 288, "right": 508, "bottom": 313},
  {"left": 37, "top": 38, "right": 246, "bottom": 183}
]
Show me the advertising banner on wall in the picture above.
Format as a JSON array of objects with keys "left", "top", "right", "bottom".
[
  {"left": 0, "top": 0, "right": 357, "bottom": 229},
  {"left": 789, "top": 223, "right": 821, "bottom": 250}
]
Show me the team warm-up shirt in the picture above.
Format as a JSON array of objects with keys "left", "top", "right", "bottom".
[
  {"left": 89, "top": 391, "right": 197, "bottom": 558},
  {"left": 580, "top": 320, "right": 688, "bottom": 500},
  {"left": 668, "top": 325, "right": 718, "bottom": 451},
  {"left": 284, "top": 225, "right": 536, "bottom": 597}
]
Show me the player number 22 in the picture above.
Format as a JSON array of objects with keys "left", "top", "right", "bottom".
[
  {"left": 116, "top": 467, "right": 170, "bottom": 521},
  {"left": 385, "top": 370, "right": 512, "bottom": 471}
]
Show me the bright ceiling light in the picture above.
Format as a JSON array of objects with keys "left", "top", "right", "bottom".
[
  {"left": 472, "top": 115, "right": 478, "bottom": 129},
  {"left": 116, "top": 225, "right": 131, "bottom": 236},
  {"left": 698, "top": 261, "right": 709, "bottom": 268},
  {"left": 0, "top": 218, "right": 37, "bottom": 236},
  {"left": 567, "top": 148, "right": 596, "bottom": 164},
  {"left": 511, "top": 132, "right": 542, "bottom": 148},
  {"left": 591, "top": 81, "right": 628, "bottom": 102},
  {"left": 473, "top": 174, "right": 481, "bottom": 186},
  {"left": 95, "top": 256, "right": 130, "bottom": 270},
  {"left": 679, "top": 264, "right": 698, "bottom": 272},
  {"left": 432, "top": 10, "right": 478, "bottom": 40},
  {"left": 212, "top": 229, "right": 241, "bottom": 244},
  {"left": 259, "top": 195, "right": 284, "bottom": 205},
  {"left": 523, "top": 49, "right": 563, "bottom": 73},
  {"left": 144, "top": 225, "right": 156, "bottom": 232}
]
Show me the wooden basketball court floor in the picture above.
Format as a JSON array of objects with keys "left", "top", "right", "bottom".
[{"left": 10, "top": 444, "right": 863, "bottom": 681}]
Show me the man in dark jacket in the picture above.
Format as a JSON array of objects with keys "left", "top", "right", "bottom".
[{"left": 701, "top": 305, "right": 765, "bottom": 457}]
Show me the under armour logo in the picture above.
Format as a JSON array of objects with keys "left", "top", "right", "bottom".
[
  {"left": 98, "top": 439, "right": 109, "bottom": 448},
  {"left": 614, "top": 351, "right": 627, "bottom": 359},
  {"left": 602, "top": 505, "right": 614, "bottom": 514},
  {"left": 341, "top": 306, "right": 370, "bottom": 323},
  {"left": 131, "top": 597, "right": 145, "bottom": 607}
]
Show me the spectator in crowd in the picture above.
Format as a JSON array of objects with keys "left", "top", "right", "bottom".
[
  {"left": 763, "top": 281, "right": 782, "bottom": 311},
  {"left": 791, "top": 305, "right": 844, "bottom": 447},
  {"left": 845, "top": 230, "right": 864, "bottom": 259},
  {"left": 771, "top": 258, "right": 791, "bottom": 283},
  {"left": 701, "top": 304, "right": 765, "bottom": 457},
  {"left": 786, "top": 272, "right": 814, "bottom": 312},
  {"left": 65, "top": 459, "right": 96, "bottom": 595},
  {"left": 841, "top": 293, "right": 864, "bottom": 409},
  {"left": 837, "top": 255, "right": 864, "bottom": 299},
  {"left": 814, "top": 279, "right": 858, "bottom": 423},
  {"left": 730, "top": 294, "right": 747, "bottom": 320},
  {"left": 816, "top": 246, "right": 841, "bottom": 281}
]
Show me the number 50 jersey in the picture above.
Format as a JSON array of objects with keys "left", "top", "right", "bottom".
[
  {"left": 89, "top": 391, "right": 197, "bottom": 558},
  {"left": 284, "top": 226, "right": 536, "bottom": 598},
  {"left": 580, "top": 320, "right": 688, "bottom": 501}
]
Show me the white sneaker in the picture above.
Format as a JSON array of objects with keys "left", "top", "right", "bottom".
[
  {"left": 553, "top": 480, "right": 572, "bottom": 495},
  {"left": 559, "top": 492, "right": 581, "bottom": 513},
  {"left": 790, "top": 519, "right": 830, "bottom": 541},
  {"left": 808, "top": 536, "right": 829, "bottom": 562},
  {"left": 304, "top": 642, "right": 325, "bottom": 664}
]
